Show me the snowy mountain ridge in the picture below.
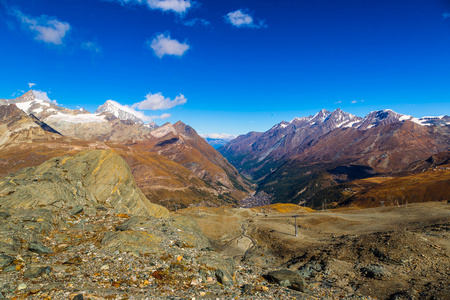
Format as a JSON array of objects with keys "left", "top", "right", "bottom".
[{"left": 95, "top": 100, "right": 145, "bottom": 125}]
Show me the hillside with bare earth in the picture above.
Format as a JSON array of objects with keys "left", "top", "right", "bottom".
[
  {"left": 304, "top": 152, "right": 450, "bottom": 209},
  {"left": 0, "top": 101, "right": 252, "bottom": 210},
  {"left": 178, "top": 201, "right": 450, "bottom": 300}
]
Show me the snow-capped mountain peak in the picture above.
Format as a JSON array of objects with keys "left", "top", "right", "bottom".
[
  {"left": 95, "top": 100, "right": 144, "bottom": 124},
  {"left": 325, "top": 108, "right": 362, "bottom": 128},
  {"left": 356, "top": 109, "right": 409, "bottom": 130},
  {"left": 309, "top": 109, "right": 331, "bottom": 124}
]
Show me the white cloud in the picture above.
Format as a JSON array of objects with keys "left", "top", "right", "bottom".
[
  {"left": 351, "top": 100, "right": 358, "bottom": 104},
  {"left": 132, "top": 92, "right": 187, "bottom": 110},
  {"left": 82, "top": 41, "right": 102, "bottom": 54},
  {"left": 443, "top": 12, "right": 450, "bottom": 19},
  {"left": 148, "top": 33, "right": 189, "bottom": 58},
  {"left": 28, "top": 83, "right": 36, "bottom": 88},
  {"left": 224, "top": 9, "right": 266, "bottom": 28},
  {"left": 147, "top": 0, "right": 191, "bottom": 14},
  {"left": 13, "top": 9, "right": 70, "bottom": 45},
  {"left": 200, "top": 133, "right": 237, "bottom": 141},
  {"left": 32, "top": 90, "right": 58, "bottom": 105},
  {"left": 106, "top": 0, "right": 192, "bottom": 14}
]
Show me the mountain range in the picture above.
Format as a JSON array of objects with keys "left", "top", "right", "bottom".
[
  {"left": 1, "top": 90, "right": 449, "bottom": 210},
  {"left": 0, "top": 91, "right": 251, "bottom": 210},
  {"left": 219, "top": 108, "right": 450, "bottom": 208}
]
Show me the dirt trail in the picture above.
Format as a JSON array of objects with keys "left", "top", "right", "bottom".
[{"left": 221, "top": 218, "right": 256, "bottom": 260}]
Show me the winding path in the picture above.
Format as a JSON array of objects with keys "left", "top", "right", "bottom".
[{"left": 221, "top": 218, "right": 257, "bottom": 261}]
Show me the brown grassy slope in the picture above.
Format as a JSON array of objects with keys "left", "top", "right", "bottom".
[{"left": 342, "top": 165, "right": 450, "bottom": 208}]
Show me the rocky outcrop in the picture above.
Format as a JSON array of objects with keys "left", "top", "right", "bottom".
[
  {"left": 0, "top": 149, "right": 168, "bottom": 218},
  {"left": 0, "top": 104, "right": 61, "bottom": 148}
]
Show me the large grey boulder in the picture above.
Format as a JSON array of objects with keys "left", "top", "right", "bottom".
[
  {"left": 0, "top": 150, "right": 168, "bottom": 218},
  {"left": 264, "top": 269, "right": 307, "bottom": 292}
]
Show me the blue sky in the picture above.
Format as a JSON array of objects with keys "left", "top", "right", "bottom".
[{"left": 1, "top": 0, "right": 449, "bottom": 136}]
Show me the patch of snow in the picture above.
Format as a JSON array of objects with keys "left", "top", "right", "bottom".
[
  {"left": 46, "top": 112, "right": 106, "bottom": 124},
  {"left": 399, "top": 115, "right": 412, "bottom": 121},
  {"left": 271, "top": 122, "right": 289, "bottom": 130},
  {"left": 335, "top": 121, "right": 349, "bottom": 128},
  {"left": 290, "top": 116, "right": 311, "bottom": 123},
  {"left": 15, "top": 101, "right": 33, "bottom": 112},
  {"left": 343, "top": 121, "right": 360, "bottom": 128}
]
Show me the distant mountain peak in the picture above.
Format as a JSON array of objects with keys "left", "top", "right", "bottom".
[
  {"left": 309, "top": 109, "right": 331, "bottom": 124},
  {"left": 95, "top": 100, "right": 144, "bottom": 124},
  {"left": 357, "top": 109, "right": 408, "bottom": 130}
]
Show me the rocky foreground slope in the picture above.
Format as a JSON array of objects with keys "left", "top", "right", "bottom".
[{"left": 0, "top": 151, "right": 365, "bottom": 300}]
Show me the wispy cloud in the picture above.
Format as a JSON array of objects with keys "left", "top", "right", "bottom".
[
  {"left": 200, "top": 133, "right": 237, "bottom": 141},
  {"left": 28, "top": 83, "right": 36, "bottom": 88},
  {"left": 151, "top": 113, "right": 171, "bottom": 120},
  {"left": 32, "top": 90, "right": 58, "bottom": 105},
  {"left": 105, "top": 0, "right": 192, "bottom": 14},
  {"left": 351, "top": 100, "right": 365, "bottom": 104},
  {"left": 148, "top": 33, "right": 189, "bottom": 58},
  {"left": 224, "top": 9, "right": 266, "bottom": 28},
  {"left": 12, "top": 9, "right": 70, "bottom": 45},
  {"left": 443, "top": 12, "right": 450, "bottom": 19},
  {"left": 82, "top": 41, "right": 102, "bottom": 54},
  {"left": 183, "top": 18, "right": 210, "bottom": 27},
  {"left": 132, "top": 92, "right": 187, "bottom": 110}
]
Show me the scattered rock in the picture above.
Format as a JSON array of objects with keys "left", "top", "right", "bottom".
[
  {"left": 389, "top": 290, "right": 418, "bottom": 300},
  {"left": 17, "top": 283, "right": 27, "bottom": 291},
  {"left": 361, "top": 265, "right": 390, "bottom": 279},
  {"left": 0, "top": 211, "right": 10, "bottom": 220},
  {"left": 298, "top": 260, "right": 324, "bottom": 278},
  {"left": 264, "top": 269, "right": 307, "bottom": 292},
  {"left": 23, "top": 266, "right": 51, "bottom": 279},
  {"left": 63, "top": 256, "right": 83, "bottom": 265},
  {"left": 0, "top": 254, "right": 14, "bottom": 268},
  {"left": 215, "top": 268, "right": 233, "bottom": 286},
  {"left": 28, "top": 242, "right": 54, "bottom": 255},
  {"left": 73, "top": 294, "right": 84, "bottom": 300},
  {"left": 69, "top": 205, "right": 84, "bottom": 215}
]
